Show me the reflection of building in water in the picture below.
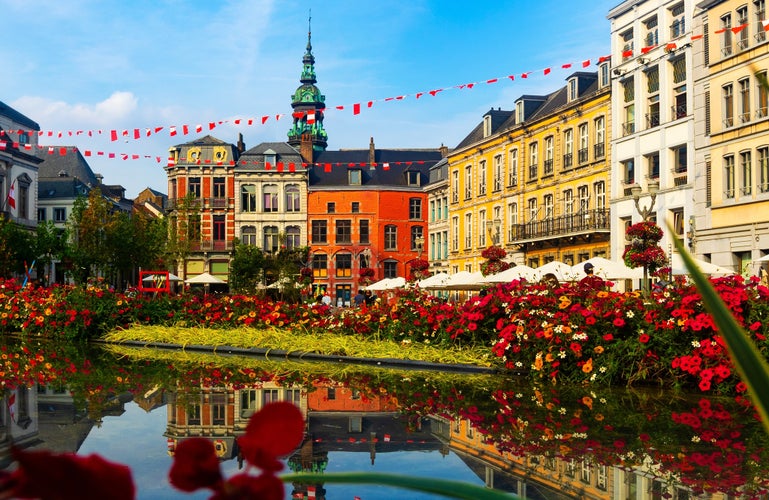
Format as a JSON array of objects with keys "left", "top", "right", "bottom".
[
  {"left": 429, "top": 415, "right": 733, "bottom": 500},
  {"left": 165, "top": 381, "right": 308, "bottom": 461},
  {"left": 1, "top": 385, "right": 39, "bottom": 468}
]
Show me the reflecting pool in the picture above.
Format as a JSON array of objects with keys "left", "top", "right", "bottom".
[{"left": 2, "top": 339, "right": 768, "bottom": 499}]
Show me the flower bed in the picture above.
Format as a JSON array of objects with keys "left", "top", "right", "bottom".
[{"left": 2, "top": 274, "right": 768, "bottom": 394}]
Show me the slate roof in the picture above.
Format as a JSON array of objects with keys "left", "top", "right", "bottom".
[
  {"left": 237, "top": 142, "right": 305, "bottom": 171},
  {"left": 308, "top": 148, "right": 443, "bottom": 188},
  {"left": 36, "top": 147, "right": 99, "bottom": 185},
  {"left": 0, "top": 100, "right": 40, "bottom": 130}
]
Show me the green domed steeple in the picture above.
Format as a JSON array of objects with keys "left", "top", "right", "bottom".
[{"left": 287, "top": 14, "right": 327, "bottom": 151}]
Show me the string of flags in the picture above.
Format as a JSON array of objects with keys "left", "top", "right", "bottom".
[{"left": 2, "top": 22, "right": 769, "bottom": 158}]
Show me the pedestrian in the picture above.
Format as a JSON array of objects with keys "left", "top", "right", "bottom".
[
  {"left": 321, "top": 292, "right": 332, "bottom": 306},
  {"left": 354, "top": 290, "right": 365, "bottom": 307},
  {"left": 579, "top": 262, "right": 605, "bottom": 289}
]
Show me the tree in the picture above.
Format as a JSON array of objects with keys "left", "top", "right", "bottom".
[
  {"left": 165, "top": 194, "right": 200, "bottom": 282},
  {"left": 229, "top": 242, "right": 268, "bottom": 294},
  {"left": 66, "top": 190, "right": 112, "bottom": 284},
  {"left": 34, "top": 221, "right": 67, "bottom": 285},
  {"left": 0, "top": 218, "right": 35, "bottom": 279}
]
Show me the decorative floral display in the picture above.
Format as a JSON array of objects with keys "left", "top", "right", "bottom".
[
  {"left": 407, "top": 258, "right": 430, "bottom": 282},
  {"left": 623, "top": 221, "right": 667, "bottom": 273},
  {"left": 480, "top": 246, "right": 511, "bottom": 276},
  {"left": 357, "top": 267, "right": 375, "bottom": 285}
]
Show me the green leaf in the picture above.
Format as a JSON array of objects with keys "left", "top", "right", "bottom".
[
  {"left": 282, "top": 472, "right": 517, "bottom": 499},
  {"left": 668, "top": 225, "right": 769, "bottom": 435}
]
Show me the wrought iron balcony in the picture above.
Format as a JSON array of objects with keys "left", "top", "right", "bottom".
[{"left": 508, "top": 209, "right": 610, "bottom": 244}]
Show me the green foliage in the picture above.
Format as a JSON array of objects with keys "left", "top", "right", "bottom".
[
  {"left": 229, "top": 242, "right": 268, "bottom": 294},
  {"left": 0, "top": 217, "right": 35, "bottom": 277}
]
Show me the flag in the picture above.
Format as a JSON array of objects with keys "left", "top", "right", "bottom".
[
  {"left": 307, "top": 486, "right": 316, "bottom": 499},
  {"left": 307, "top": 110, "right": 316, "bottom": 124},
  {"left": 7, "top": 392, "right": 16, "bottom": 422},
  {"left": 7, "top": 179, "right": 16, "bottom": 209}
]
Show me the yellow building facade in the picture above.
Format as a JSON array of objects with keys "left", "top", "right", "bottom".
[{"left": 446, "top": 71, "right": 612, "bottom": 276}]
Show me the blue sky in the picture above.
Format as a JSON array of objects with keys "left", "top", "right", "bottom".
[{"left": 2, "top": 0, "right": 617, "bottom": 197}]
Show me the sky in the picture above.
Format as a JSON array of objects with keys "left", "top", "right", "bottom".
[{"left": 2, "top": 0, "right": 619, "bottom": 198}]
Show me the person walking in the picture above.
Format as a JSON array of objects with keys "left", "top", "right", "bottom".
[{"left": 579, "top": 262, "right": 605, "bottom": 289}]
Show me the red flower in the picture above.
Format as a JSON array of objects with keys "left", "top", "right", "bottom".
[
  {"left": 1, "top": 447, "right": 135, "bottom": 500},
  {"left": 169, "top": 402, "right": 305, "bottom": 500},
  {"left": 638, "top": 333, "right": 650, "bottom": 344}
]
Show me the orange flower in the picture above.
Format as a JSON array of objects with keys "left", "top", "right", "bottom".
[
  {"left": 582, "top": 358, "right": 594, "bottom": 373},
  {"left": 594, "top": 345, "right": 604, "bottom": 354},
  {"left": 581, "top": 396, "right": 593, "bottom": 409}
]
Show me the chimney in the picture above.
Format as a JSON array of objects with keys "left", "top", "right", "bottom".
[
  {"left": 439, "top": 143, "right": 449, "bottom": 158},
  {"left": 369, "top": 137, "right": 375, "bottom": 165},
  {"left": 300, "top": 133, "right": 314, "bottom": 163},
  {"left": 237, "top": 133, "right": 245, "bottom": 153}
]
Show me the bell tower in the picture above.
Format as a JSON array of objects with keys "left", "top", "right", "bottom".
[{"left": 287, "top": 13, "right": 328, "bottom": 159}]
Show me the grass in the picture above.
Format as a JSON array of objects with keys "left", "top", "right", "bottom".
[{"left": 102, "top": 325, "right": 495, "bottom": 368}]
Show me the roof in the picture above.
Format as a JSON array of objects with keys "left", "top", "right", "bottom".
[
  {"left": 308, "top": 148, "right": 443, "bottom": 188},
  {"left": 237, "top": 142, "right": 305, "bottom": 171},
  {"left": 170, "top": 134, "right": 233, "bottom": 148},
  {"left": 38, "top": 177, "right": 90, "bottom": 200},
  {"left": 35, "top": 147, "right": 100, "bottom": 186},
  {"left": 0, "top": 100, "right": 40, "bottom": 130}
]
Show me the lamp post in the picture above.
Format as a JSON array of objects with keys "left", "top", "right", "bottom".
[
  {"left": 629, "top": 180, "right": 659, "bottom": 291},
  {"left": 485, "top": 218, "right": 502, "bottom": 245}
]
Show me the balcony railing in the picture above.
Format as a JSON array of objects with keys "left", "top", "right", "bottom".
[
  {"left": 577, "top": 148, "right": 589, "bottom": 164},
  {"left": 509, "top": 209, "right": 610, "bottom": 243},
  {"left": 563, "top": 153, "right": 573, "bottom": 168},
  {"left": 189, "top": 240, "right": 234, "bottom": 252},
  {"left": 646, "top": 112, "right": 660, "bottom": 128},
  {"left": 622, "top": 122, "right": 635, "bottom": 136},
  {"left": 543, "top": 159, "right": 554, "bottom": 175},
  {"left": 671, "top": 104, "right": 687, "bottom": 120},
  {"left": 594, "top": 143, "right": 605, "bottom": 160}
]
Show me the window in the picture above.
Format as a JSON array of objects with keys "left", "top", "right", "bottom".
[
  {"left": 351, "top": 201, "right": 360, "bottom": 213},
  {"left": 623, "top": 78, "right": 635, "bottom": 135},
  {"left": 671, "top": 57, "right": 687, "bottom": 119},
  {"left": 595, "top": 181, "right": 606, "bottom": 211},
  {"left": 349, "top": 169, "right": 362, "bottom": 185},
  {"left": 327, "top": 202, "right": 335, "bottom": 214},
  {"left": 335, "top": 220, "right": 352, "bottom": 244},
  {"left": 756, "top": 0, "right": 766, "bottom": 43},
  {"left": 493, "top": 155, "right": 503, "bottom": 191},
  {"left": 527, "top": 198, "right": 538, "bottom": 222},
  {"left": 429, "top": 200, "right": 435, "bottom": 222},
  {"left": 464, "top": 213, "right": 472, "bottom": 248},
  {"left": 384, "top": 225, "right": 397, "bottom": 250},
  {"left": 54, "top": 207, "right": 66, "bottom": 222},
  {"left": 406, "top": 171, "right": 420, "bottom": 186},
  {"left": 543, "top": 194, "right": 554, "bottom": 220},
  {"left": 670, "top": 2, "right": 685, "bottom": 38},
  {"left": 740, "top": 150, "right": 752, "bottom": 195},
  {"left": 263, "top": 184, "right": 278, "bottom": 212},
  {"left": 336, "top": 253, "right": 352, "bottom": 277},
  {"left": 187, "top": 402, "right": 201, "bottom": 425},
  {"left": 452, "top": 216, "right": 459, "bottom": 251},
  {"left": 409, "top": 198, "right": 422, "bottom": 219},
  {"left": 740, "top": 78, "right": 751, "bottom": 123},
  {"left": 285, "top": 225, "right": 301, "bottom": 249},
  {"left": 724, "top": 83, "right": 734, "bottom": 127},
  {"left": 285, "top": 184, "right": 300, "bottom": 212},
  {"left": 508, "top": 202, "right": 517, "bottom": 240},
  {"left": 37, "top": 208, "right": 46, "bottom": 222},
  {"left": 563, "top": 129, "right": 574, "bottom": 168},
  {"left": 508, "top": 149, "right": 519, "bottom": 186},
  {"left": 213, "top": 177, "right": 225, "bottom": 198},
  {"left": 578, "top": 124, "right": 589, "bottom": 164},
  {"left": 646, "top": 152, "right": 660, "bottom": 179},
  {"left": 188, "top": 177, "right": 201, "bottom": 197},
  {"left": 544, "top": 136, "right": 554, "bottom": 175},
  {"left": 478, "top": 160, "right": 487, "bottom": 196},
  {"left": 263, "top": 226, "right": 279, "bottom": 253},
  {"left": 383, "top": 261, "right": 398, "bottom": 279},
  {"left": 759, "top": 146, "right": 769, "bottom": 192},
  {"left": 722, "top": 14, "right": 733, "bottom": 56},
  {"left": 241, "top": 185, "right": 257, "bottom": 212},
  {"left": 213, "top": 215, "right": 225, "bottom": 241},
  {"left": 644, "top": 15, "right": 658, "bottom": 47},
  {"left": 564, "top": 189, "right": 574, "bottom": 216},
  {"left": 646, "top": 66, "right": 660, "bottom": 128},
  {"left": 578, "top": 185, "right": 590, "bottom": 214},
  {"left": 672, "top": 208, "right": 685, "bottom": 236},
  {"left": 528, "top": 142, "right": 538, "bottom": 180},
  {"left": 622, "top": 159, "right": 635, "bottom": 184},
  {"left": 737, "top": 6, "right": 749, "bottom": 50},
  {"left": 451, "top": 170, "right": 459, "bottom": 202},
  {"left": 359, "top": 251, "right": 370, "bottom": 269},
  {"left": 599, "top": 62, "right": 610, "bottom": 88},
  {"left": 758, "top": 71, "right": 769, "bottom": 118},
  {"left": 188, "top": 216, "right": 200, "bottom": 243},
  {"left": 312, "top": 254, "right": 328, "bottom": 278},
  {"left": 464, "top": 165, "right": 473, "bottom": 199},
  {"left": 311, "top": 220, "right": 327, "bottom": 244},
  {"left": 479, "top": 210, "right": 487, "bottom": 247},
  {"left": 594, "top": 117, "right": 605, "bottom": 159},
  {"left": 212, "top": 393, "right": 226, "bottom": 425},
  {"left": 359, "top": 219, "right": 369, "bottom": 244},
  {"left": 567, "top": 77, "right": 578, "bottom": 101},
  {"left": 725, "top": 155, "right": 736, "bottom": 198},
  {"left": 411, "top": 226, "right": 424, "bottom": 251},
  {"left": 673, "top": 145, "right": 688, "bottom": 174},
  {"left": 327, "top": 387, "right": 336, "bottom": 400},
  {"left": 483, "top": 114, "right": 492, "bottom": 137},
  {"left": 516, "top": 100, "right": 524, "bottom": 123},
  {"left": 621, "top": 28, "right": 634, "bottom": 61},
  {"left": 241, "top": 225, "right": 257, "bottom": 246}
]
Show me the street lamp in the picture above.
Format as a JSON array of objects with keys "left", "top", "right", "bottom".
[
  {"left": 485, "top": 218, "right": 502, "bottom": 245},
  {"left": 630, "top": 179, "right": 660, "bottom": 292},
  {"left": 630, "top": 180, "right": 659, "bottom": 221},
  {"left": 414, "top": 236, "right": 425, "bottom": 258}
]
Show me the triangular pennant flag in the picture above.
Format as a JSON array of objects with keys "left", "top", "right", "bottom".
[
  {"left": 307, "top": 110, "right": 316, "bottom": 124},
  {"left": 195, "top": 124, "right": 202, "bottom": 133},
  {"left": 367, "top": 101, "right": 373, "bottom": 108},
  {"left": 762, "top": 20, "right": 769, "bottom": 31},
  {"left": 209, "top": 122, "right": 216, "bottom": 130},
  {"left": 110, "top": 130, "right": 118, "bottom": 141},
  {"left": 170, "top": 126, "right": 177, "bottom": 136},
  {"left": 486, "top": 78, "right": 498, "bottom": 84},
  {"left": 353, "top": 103, "right": 361, "bottom": 115},
  {"left": 277, "top": 162, "right": 284, "bottom": 172},
  {"left": 507, "top": 75, "right": 515, "bottom": 81},
  {"left": 622, "top": 49, "right": 634, "bottom": 58},
  {"left": 415, "top": 92, "right": 424, "bottom": 99},
  {"left": 324, "top": 163, "right": 331, "bottom": 172},
  {"left": 289, "top": 163, "right": 296, "bottom": 172},
  {"left": 383, "top": 162, "right": 390, "bottom": 170},
  {"left": 731, "top": 24, "right": 747, "bottom": 34},
  {"left": 641, "top": 45, "right": 655, "bottom": 54},
  {"left": 182, "top": 125, "right": 189, "bottom": 135},
  {"left": 582, "top": 59, "right": 590, "bottom": 67},
  {"left": 543, "top": 68, "right": 551, "bottom": 75},
  {"left": 562, "top": 63, "right": 572, "bottom": 69}
]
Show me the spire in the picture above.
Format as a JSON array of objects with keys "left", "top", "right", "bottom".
[{"left": 288, "top": 10, "right": 327, "bottom": 154}]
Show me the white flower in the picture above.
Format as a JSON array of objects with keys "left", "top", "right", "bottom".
[
  {"left": 691, "top": 436, "right": 701, "bottom": 443},
  {"left": 626, "top": 310, "right": 635, "bottom": 318},
  {"left": 691, "top": 340, "right": 701, "bottom": 348},
  {"left": 558, "top": 407, "right": 567, "bottom": 415}
]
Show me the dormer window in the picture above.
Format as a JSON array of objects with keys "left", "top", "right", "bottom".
[
  {"left": 264, "top": 149, "right": 277, "bottom": 167},
  {"left": 567, "top": 77, "right": 578, "bottom": 102},
  {"left": 349, "top": 169, "right": 362, "bottom": 185},
  {"left": 515, "top": 101, "right": 524, "bottom": 123},
  {"left": 599, "top": 62, "right": 610, "bottom": 88},
  {"left": 483, "top": 114, "right": 492, "bottom": 138},
  {"left": 406, "top": 171, "right": 420, "bottom": 186}
]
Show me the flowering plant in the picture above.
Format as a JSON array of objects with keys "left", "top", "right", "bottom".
[
  {"left": 480, "top": 246, "right": 510, "bottom": 276},
  {"left": 407, "top": 258, "right": 430, "bottom": 282},
  {"left": 299, "top": 267, "right": 313, "bottom": 285},
  {"left": 358, "top": 266, "right": 375, "bottom": 285},
  {"left": 623, "top": 221, "right": 666, "bottom": 273}
]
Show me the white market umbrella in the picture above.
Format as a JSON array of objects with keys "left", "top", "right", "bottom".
[
  {"left": 185, "top": 272, "right": 226, "bottom": 284},
  {"left": 535, "top": 261, "right": 577, "bottom": 282},
  {"left": 364, "top": 278, "right": 392, "bottom": 291},
  {"left": 481, "top": 265, "right": 538, "bottom": 283},
  {"left": 670, "top": 254, "right": 735, "bottom": 276},
  {"left": 440, "top": 271, "right": 485, "bottom": 291},
  {"left": 572, "top": 257, "right": 643, "bottom": 280},
  {"left": 754, "top": 254, "right": 769, "bottom": 263},
  {"left": 365, "top": 277, "right": 406, "bottom": 291},
  {"left": 417, "top": 272, "right": 450, "bottom": 289},
  {"left": 142, "top": 273, "right": 181, "bottom": 282}
]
